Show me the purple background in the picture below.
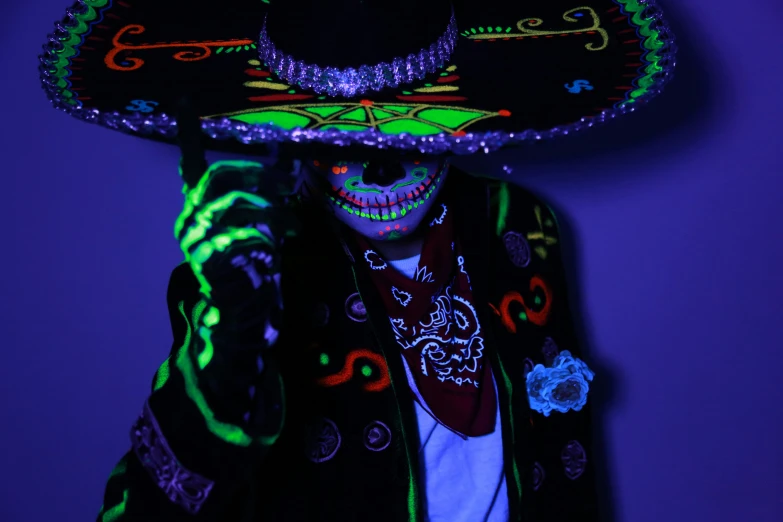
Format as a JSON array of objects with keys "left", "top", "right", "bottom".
[{"left": 2, "top": 1, "right": 782, "bottom": 521}]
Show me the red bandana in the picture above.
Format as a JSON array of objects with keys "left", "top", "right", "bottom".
[{"left": 354, "top": 202, "right": 497, "bottom": 437}]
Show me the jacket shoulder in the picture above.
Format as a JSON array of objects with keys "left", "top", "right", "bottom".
[{"left": 485, "top": 179, "right": 559, "bottom": 240}]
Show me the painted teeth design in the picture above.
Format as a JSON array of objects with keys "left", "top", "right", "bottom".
[{"left": 328, "top": 176, "right": 442, "bottom": 222}]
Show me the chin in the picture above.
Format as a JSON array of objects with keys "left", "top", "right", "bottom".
[{"left": 348, "top": 212, "right": 430, "bottom": 242}]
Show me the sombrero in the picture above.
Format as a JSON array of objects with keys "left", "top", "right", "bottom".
[{"left": 38, "top": 0, "right": 677, "bottom": 157}]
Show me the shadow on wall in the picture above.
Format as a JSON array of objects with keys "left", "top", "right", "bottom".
[{"left": 463, "top": 3, "right": 722, "bottom": 521}]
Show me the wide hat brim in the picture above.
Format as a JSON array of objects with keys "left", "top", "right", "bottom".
[{"left": 39, "top": 0, "right": 677, "bottom": 158}]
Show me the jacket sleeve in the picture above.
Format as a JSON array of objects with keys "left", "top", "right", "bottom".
[
  {"left": 96, "top": 263, "right": 285, "bottom": 522},
  {"left": 495, "top": 181, "right": 601, "bottom": 521}
]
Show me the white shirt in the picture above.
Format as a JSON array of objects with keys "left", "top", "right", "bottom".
[{"left": 389, "top": 255, "right": 509, "bottom": 522}]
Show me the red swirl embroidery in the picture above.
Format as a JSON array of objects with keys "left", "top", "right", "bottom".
[
  {"left": 494, "top": 275, "right": 553, "bottom": 333},
  {"left": 316, "top": 349, "right": 391, "bottom": 392}
]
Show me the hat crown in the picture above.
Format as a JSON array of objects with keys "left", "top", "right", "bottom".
[{"left": 266, "top": 0, "right": 454, "bottom": 69}]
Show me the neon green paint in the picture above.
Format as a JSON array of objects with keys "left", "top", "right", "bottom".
[
  {"left": 390, "top": 167, "right": 428, "bottom": 191},
  {"left": 230, "top": 111, "right": 310, "bottom": 130},
  {"left": 197, "top": 327, "right": 214, "bottom": 370},
  {"left": 379, "top": 105, "right": 414, "bottom": 114},
  {"left": 345, "top": 175, "right": 383, "bottom": 194},
  {"left": 108, "top": 458, "right": 127, "bottom": 480},
  {"left": 203, "top": 306, "right": 220, "bottom": 327},
  {"left": 173, "top": 299, "right": 283, "bottom": 447},
  {"left": 339, "top": 108, "right": 368, "bottom": 122},
  {"left": 418, "top": 108, "right": 483, "bottom": 129},
  {"left": 153, "top": 358, "right": 171, "bottom": 391},
  {"left": 186, "top": 226, "right": 273, "bottom": 299},
  {"left": 101, "top": 489, "right": 128, "bottom": 522},
  {"left": 616, "top": 0, "right": 668, "bottom": 105},
  {"left": 495, "top": 182, "right": 510, "bottom": 236},
  {"left": 175, "top": 160, "right": 269, "bottom": 241},
  {"left": 304, "top": 106, "right": 346, "bottom": 117},
  {"left": 320, "top": 353, "right": 330, "bottom": 365},
  {"left": 378, "top": 119, "right": 443, "bottom": 136},
  {"left": 361, "top": 365, "right": 372, "bottom": 377},
  {"left": 371, "top": 108, "right": 397, "bottom": 120}
]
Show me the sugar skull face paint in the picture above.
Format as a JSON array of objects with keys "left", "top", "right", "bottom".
[{"left": 299, "top": 158, "right": 449, "bottom": 241}]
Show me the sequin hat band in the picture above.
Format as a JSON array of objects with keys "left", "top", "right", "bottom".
[{"left": 257, "top": 9, "right": 458, "bottom": 99}]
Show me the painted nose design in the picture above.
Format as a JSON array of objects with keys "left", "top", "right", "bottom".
[{"left": 362, "top": 161, "right": 406, "bottom": 187}]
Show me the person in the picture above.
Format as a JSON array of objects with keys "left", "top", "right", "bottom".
[
  {"left": 36, "top": 0, "right": 676, "bottom": 520},
  {"left": 96, "top": 115, "right": 599, "bottom": 521}
]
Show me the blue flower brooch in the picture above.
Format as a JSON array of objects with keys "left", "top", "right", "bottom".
[{"left": 526, "top": 351, "right": 595, "bottom": 417}]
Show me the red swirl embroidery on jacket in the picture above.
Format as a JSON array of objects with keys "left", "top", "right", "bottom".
[
  {"left": 316, "top": 349, "right": 391, "bottom": 392},
  {"left": 493, "top": 275, "right": 553, "bottom": 332}
]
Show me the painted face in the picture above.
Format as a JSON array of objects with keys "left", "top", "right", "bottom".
[{"left": 299, "top": 158, "right": 449, "bottom": 241}]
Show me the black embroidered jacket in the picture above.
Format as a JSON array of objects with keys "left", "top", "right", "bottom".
[{"left": 97, "top": 167, "right": 600, "bottom": 522}]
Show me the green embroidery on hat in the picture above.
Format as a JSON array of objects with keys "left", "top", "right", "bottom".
[
  {"left": 305, "top": 106, "right": 346, "bottom": 117},
  {"left": 417, "top": 108, "right": 484, "bottom": 129},
  {"left": 371, "top": 109, "right": 397, "bottom": 120},
  {"left": 211, "top": 103, "right": 500, "bottom": 136},
  {"left": 338, "top": 107, "right": 369, "bottom": 122},
  {"left": 377, "top": 120, "right": 443, "bottom": 135},
  {"left": 44, "top": 0, "right": 110, "bottom": 106},
  {"left": 231, "top": 111, "right": 310, "bottom": 130},
  {"left": 378, "top": 105, "right": 414, "bottom": 114},
  {"left": 615, "top": 0, "right": 668, "bottom": 106}
]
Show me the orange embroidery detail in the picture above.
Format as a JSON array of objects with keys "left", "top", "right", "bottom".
[
  {"left": 499, "top": 291, "right": 525, "bottom": 333},
  {"left": 105, "top": 25, "right": 254, "bottom": 71}
]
